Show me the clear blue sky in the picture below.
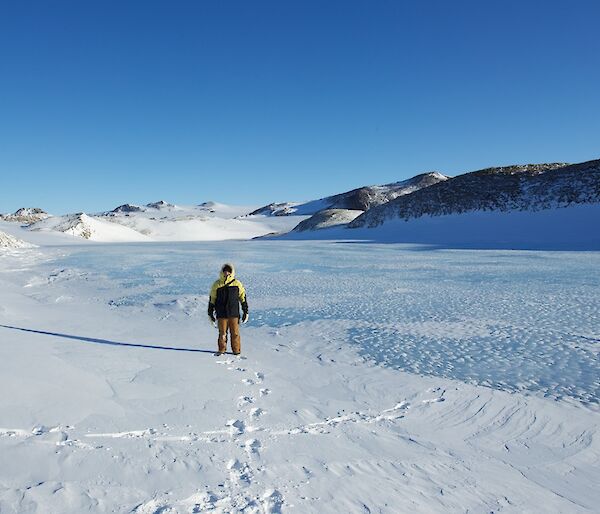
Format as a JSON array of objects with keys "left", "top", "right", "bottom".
[{"left": 1, "top": 0, "right": 599, "bottom": 214}]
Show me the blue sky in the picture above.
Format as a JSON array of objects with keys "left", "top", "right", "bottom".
[{"left": 1, "top": 0, "right": 599, "bottom": 214}]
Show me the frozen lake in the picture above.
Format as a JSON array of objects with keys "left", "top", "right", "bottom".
[
  {"left": 51, "top": 241, "right": 600, "bottom": 408},
  {"left": 2, "top": 240, "right": 600, "bottom": 513}
]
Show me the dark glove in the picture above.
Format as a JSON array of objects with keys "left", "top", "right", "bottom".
[
  {"left": 208, "top": 303, "right": 216, "bottom": 323},
  {"left": 241, "top": 301, "right": 249, "bottom": 324}
]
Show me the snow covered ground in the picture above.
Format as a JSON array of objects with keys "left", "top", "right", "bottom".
[
  {"left": 279, "top": 203, "right": 600, "bottom": 250},
  {"left": 0, "top": 241, "right": 598, "bottom": 513}
]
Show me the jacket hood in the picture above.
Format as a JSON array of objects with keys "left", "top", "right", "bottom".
[{"left": 219, "top": 263, "right": 236, "bottom": 282}]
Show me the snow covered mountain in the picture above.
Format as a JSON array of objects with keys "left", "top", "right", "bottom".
[
  {"left": 3, "top": 159, "right": 598, "bottom": 247},
  {"left": 0, "top": 208, "right": 49, "bottom": 224},
  {"left": 28, "top": 213, "right": 152, "bottom": 242},
  {"left": 144, "top": 200, "right": 180, "bottom": 211},
  {"left": 249, "top": 172, "right": 449, "bottom": 232},
  {"left": 107, "top": 204, "right": 147, "bottom": 214},
  {"left": 350, "top": 160, "right": 599, "bottom": 228},
  {"left": 96, "top": 201, "right": 304, "bottom": 241},
  {"left": 100, "top": 201, "right": 251, "bottom": 221},
  {"left": 249, "top": 172, "right": 449, "bottom": 219},
  {"left": 294, "top": 172, "right": 449, "bottom": 231},
  {"left": 323, "top": 172, "right": 449, "bottom": 211},
  {"left": 247, "top": 202, "right": 303, "bottom": 217},
  {"left": 1, "top": 201, "right": 306, "bottom": 244}
]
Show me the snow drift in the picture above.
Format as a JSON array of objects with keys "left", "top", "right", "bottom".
[{"left": 0, "top": 230, "right": 36, "bottom": 249}]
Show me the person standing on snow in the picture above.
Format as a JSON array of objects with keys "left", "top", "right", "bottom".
[{"left": 208, "top": 263, "right": 249, "bottom": 355}]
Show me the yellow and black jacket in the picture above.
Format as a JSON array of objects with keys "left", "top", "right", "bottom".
[{"left": 208, "top": 263, "right": 248, "bottom": 319}]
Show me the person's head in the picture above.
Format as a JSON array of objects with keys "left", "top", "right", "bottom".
[{"left": 221, "top": 264, "right": 233, "bottom": 277}]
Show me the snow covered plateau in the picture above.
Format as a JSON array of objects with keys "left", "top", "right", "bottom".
[{"left": 0, "top": 240, "right": 599, "bottom": 513}]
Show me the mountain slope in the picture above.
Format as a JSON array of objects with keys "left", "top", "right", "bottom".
[
  {"left": 350, "top": 160, "right": 599, "bottom": 228},
  {"left": 0, "top": 208, "right": 49, "bottom": 224},
  {"left": 249, "top": 172, "right": 449, "bottom": 218},
  {"left": 99, "top": 202, "right": 303, "bottom": 241},
  {"left": 282, "top": 172, "right": 449, "bottom": 232},
  {"left": 28, "top": 213, "right": 152, "bottom": 242},
  {"left": 325, "top": 172, "right": 449, "bottom": 211},
  {"left": 292, "top": 209, "right": 364, "bottom": 232}
]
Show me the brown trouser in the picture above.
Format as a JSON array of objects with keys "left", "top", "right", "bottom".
[{"left": 217, "top": 317, "right": 241, "bottom": 354}]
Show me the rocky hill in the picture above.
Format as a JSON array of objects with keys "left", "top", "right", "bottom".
[
  {"left": 0, "top": 208, "right": 49, "bottom": 224},
  {"left": 325, "top": 172, "right": 449, "bottom": 211},
  {"left": 248, "top": 202, "right": 300, "bottom": 217},
  {"left": 249, "top": 172, "right": 449, "bottom": 218},
  {"left": 350, "top": 160, "right": 600, "bottom": 228},
  {"left": 290, "top": 172, "right": 448, "bottom": 231},
  {"left": 146, "top": 200, "right": 178, "bottom": 210},
  {"left": 107, "top": 204, "right": 147, "bottom": 215},
  {"left": 292, "top": 209, "right": 363, "bottom": 232}
]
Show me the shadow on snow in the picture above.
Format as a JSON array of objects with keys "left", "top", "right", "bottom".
[{"left": 0, "top": 324, "right": 216, "bottom": 354}]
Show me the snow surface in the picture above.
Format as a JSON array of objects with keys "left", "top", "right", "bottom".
[
  {"left": 0, "top": 241, "right": 599, "bottom": 513},
  {"left": 103, "top": 211, "right": 304, "bottom": 242}
]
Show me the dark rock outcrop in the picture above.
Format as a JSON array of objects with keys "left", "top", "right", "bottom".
[{"left": 110, "top": 204, "right": 146, "bottom": 214}]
